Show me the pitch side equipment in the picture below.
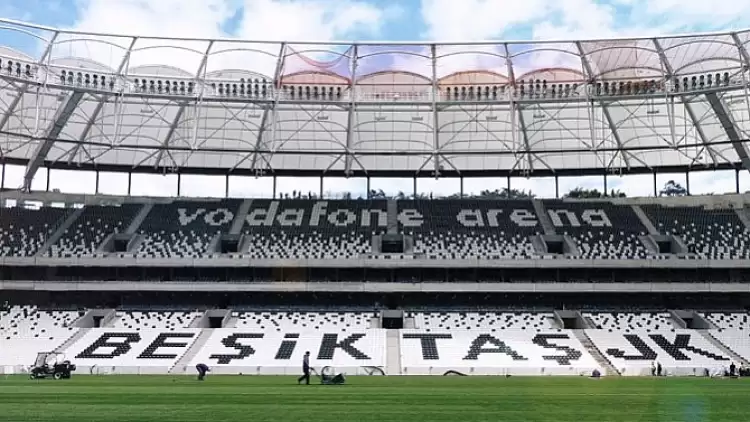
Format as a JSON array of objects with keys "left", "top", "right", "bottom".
[
  {"left": 29, "top": 352, "right": 76, "bottom": 380},
  {"left": 315, "top": 366, "right": 346, "bottom": 385}
]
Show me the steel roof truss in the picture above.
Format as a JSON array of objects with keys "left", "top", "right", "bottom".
[
  {"left": 0, "top": 32, "right": 58, "bottom": 133},
  {"left": 705, "top": 91, "right": 750, "bottom": 169},
  {"left": 192, "top": 102, "right": 265, "bottom": 152},
  {"left": 344, "top": 45, "right": 359, "bottom": 176},
  {"left": 515, "top": 104, "right": 534, "bottom": 172},
  {"left": 250, "top": 43, "right": 286, "bottom": 174},
  {"left": 451, "top": 104, "right": 515, "bottom": 151},
  {"left": 681, "top": 99, "right": 718, "bottom": 165},
  {"left": 154, "top": 102, "right": 186, "bottom": 169},
  {"left": 577, "top": 42, "right": 630, "bottom": 169},
  {"left": 22, "top": 91, "right": 84, "bottom": 191}
]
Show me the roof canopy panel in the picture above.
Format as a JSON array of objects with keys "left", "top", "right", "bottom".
[{"left": 0, "top": 18, "right": 749, "bottom": 177}]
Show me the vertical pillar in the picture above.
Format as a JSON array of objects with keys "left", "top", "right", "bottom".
[
  {"left": 46, "top": 167, "right": 50, "bottom": 192},
  {"left": 685, "top": 171, "right": 691, "bottom": 196},
  {"left": 272, "top": 175, "right": 277, "bottom": 199},
  {"left": 506, "top": 176, "right": 511, "bottom": 192},
  {"left": 460, "top": 176, "right": 464, "bottom": 198},
  {"left": 737, "top": 169, "right": 741, "bottom": 194},
  {"left": 95, "top": 170, "right": 100, "bottom": 194},
  {"left": 127, "top": 172, "right": 132, "bottom": 196},
  {"left": 413, "top": 177, "right": 417, "bottom": 197},
  {"left": 1, "top": 163, "right": 5, "bottom": 189},
  {"left": 177, "top": 173, "right": 181, "bottom": 196},
  {"left": 366, "top": 176, "right": 371, "bottom": 198},
  {"left": 653, "top": 172, "right": 657, "bottom": 197},
  {"left": 555, "top": 175, "right": 559, "bottom": 198},
  {"left": 225, "top": 175, "right": 229, "bottom": 198},
  {"left": 319, "top": 176, "right": 323, "bottom": 199},
  {"left": 603, "top": 174, "right": 608, "bottom": 196}
]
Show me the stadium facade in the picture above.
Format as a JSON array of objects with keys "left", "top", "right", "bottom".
[{"left": 2, "top": 20, "right": 750, "bottom": 378}]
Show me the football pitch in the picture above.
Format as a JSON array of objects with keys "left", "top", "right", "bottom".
[{"left": 1, "top": 375, "right": 749, "bottom": 422}]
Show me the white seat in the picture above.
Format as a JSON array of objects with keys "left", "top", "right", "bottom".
[{"left": 586, "top": 329, "right": 731, "bottom": 376}]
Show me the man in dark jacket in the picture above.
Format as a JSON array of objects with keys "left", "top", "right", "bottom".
[
  {"left": 196, "top": 363, "right": 210, "bottom": 381},
  {"left": 297, "top": 351, "right": 311, "bottom": 385}
]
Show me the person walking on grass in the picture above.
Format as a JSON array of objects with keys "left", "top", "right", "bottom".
[{"left": 298, "top": 351, "right": 311, "bottom": 385}]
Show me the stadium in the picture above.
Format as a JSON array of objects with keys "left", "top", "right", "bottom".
[{"left": 2, "top": 10, "right": 750, "bottom": 421}]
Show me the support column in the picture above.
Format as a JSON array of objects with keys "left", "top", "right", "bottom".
[
  {"left": 177, "top": 173, "right": 181, "bottom": 196},
  {"left": 603, "top": 174, "right": 608, "bottom": 196},
  {"left": 272, "top": 175, "right": 277, "bottom": 199},
  {"left": 460, "top": 176, "right": 464, "bottom": 197},
  {"left": 95, "top": 171, "right": 100, "bottom": 194},
  {"left": 1, "top": 163, "right": 5, "bottom": 189},
  {"left": 737, "top": 169, "right": 741, "bottom": 194},
  {"left": 555, "top": 175, "right": 559, "bottom": 198},
  {"left": 653, "top": 173, "right": 658, "bottom": 197},
  {"left": 127, "top": 172, "right": 132, "bottom": 196},
  {"left": 366, "top": 177, "right": 371, "bottom": 197},
  {"left": 319, "top": 176, "right": 323, "bottom": 199},
  {"left": 413, "top": 177, "right": 417, "bottom": 197},
  {"left": 46, "top": 167, "right": 50, "bottom": 192},
  {"left": 225, "top": 175, "right": 229, "bottom": 198},
  {"left": 686, "top": 171, "right": 691, "bottom": 195}
]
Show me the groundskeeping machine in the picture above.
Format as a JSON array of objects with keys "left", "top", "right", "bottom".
[
  {"left": 316, "top": 366, "right": 346, "bottom": 385},
  {"left": 29, "top": 352, "right": 76, "bottom": 380}
]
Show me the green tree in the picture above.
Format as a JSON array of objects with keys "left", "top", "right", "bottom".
[{"left": 659, "top": 180, "right": 688, "bottom": 197}]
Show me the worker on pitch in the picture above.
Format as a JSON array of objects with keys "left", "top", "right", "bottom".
[
  {"left": 297, "top": 351, "right": 311, "bottom": 385},
  {"left": 196, "top": 363, "right": 210, "bottom": 381}
]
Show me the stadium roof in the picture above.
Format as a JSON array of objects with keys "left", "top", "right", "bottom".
[{"left": 1, "top": 18, "right": 750, "bottom": 190}]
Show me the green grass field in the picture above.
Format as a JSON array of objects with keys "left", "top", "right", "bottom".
[{"left": 1, "top": 375, "right": 749, "bottom": 422}]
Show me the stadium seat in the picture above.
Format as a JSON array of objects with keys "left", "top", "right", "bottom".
[
  {"left": 709, "top": 329, "right": 750, "bottom": 361},
  {"left": 242, "top": 200, "right": 386, "bottom": 259},
  {"left": 63, "top": 328, "right": 201, "bottom": 374},
  {"left": 0, "top": 206, "right": 73, "bottom": 257},
  {"left": 642, "top": 205, "right": 750, "bottom": 259},
  {"left": 233, "top": 311, "right": 375, "bottom": 332},
  {"left": 583, "top": 312, "right": 675, "bottom": 332},
  {"left": 585, "top": 329, "right": 730, "bottom": 376},
  {"left": 48, "top": 204, "right": 142, "bottom": 258},
  {"left": 135, "top": 200, "right": 241, "bottom": 259},
  {"left": 415, "top": 311, "right": 557, "bottom": 331},
  {"left": 111, "top": 311, "right": 204, "bottom": 330},
  {"left": 0, "top": 306, "right": 80, "bottom": 368},
  {"left": 703, "top": 312, "right": 750, "bottom": 330},
  {"left": 400, "top": 200, "right": 540, "bottom": 260},
  {"left": 188, "top": 328, "right": 385, "bottom": 375},
  {"left": 400, "top": 329, "right": 600, "bottom": 376},
  {"left": 544, "top": 201, "right": 651, "bottom": 259}
]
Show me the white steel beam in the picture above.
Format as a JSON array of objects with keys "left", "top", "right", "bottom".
[
  {"left": 68, "top": 37, "right": 138, "bottom": 164},
  {"left": 430, "top": 43, "right": 440, "bottom": 177},
  {"left": 731, "top": 32, "right": 750, "bottom": 127},
  {"left": 155, "top": 40, "right": 213, "bottom": 169},
  {"left": 705, "top": 92, "right": 750, "bottom": 170},
  {"left": 22, "top": 91, "right": 84, "bottom": 191},
  {"left": 653, "top": 39, "right": 716, "bottom": 164},
  {"left": 504, "top": 43, "right": 531, "bottom": 172},
  {"left": 344, "top": 45, "right": 359, "bottom": 176},
  {"left": 0, "top": 32, "right": 58, "bottom": 132},
  {"left": 576, "top": 41, "right": 630, "bottom": 169},
  {"left": 250, "top": 43, "right": 286, "bottom": 174}
]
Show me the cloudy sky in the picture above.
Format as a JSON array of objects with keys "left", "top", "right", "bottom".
[{"left": 2, "top": 0, "right": 750, "bottom": 199}]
